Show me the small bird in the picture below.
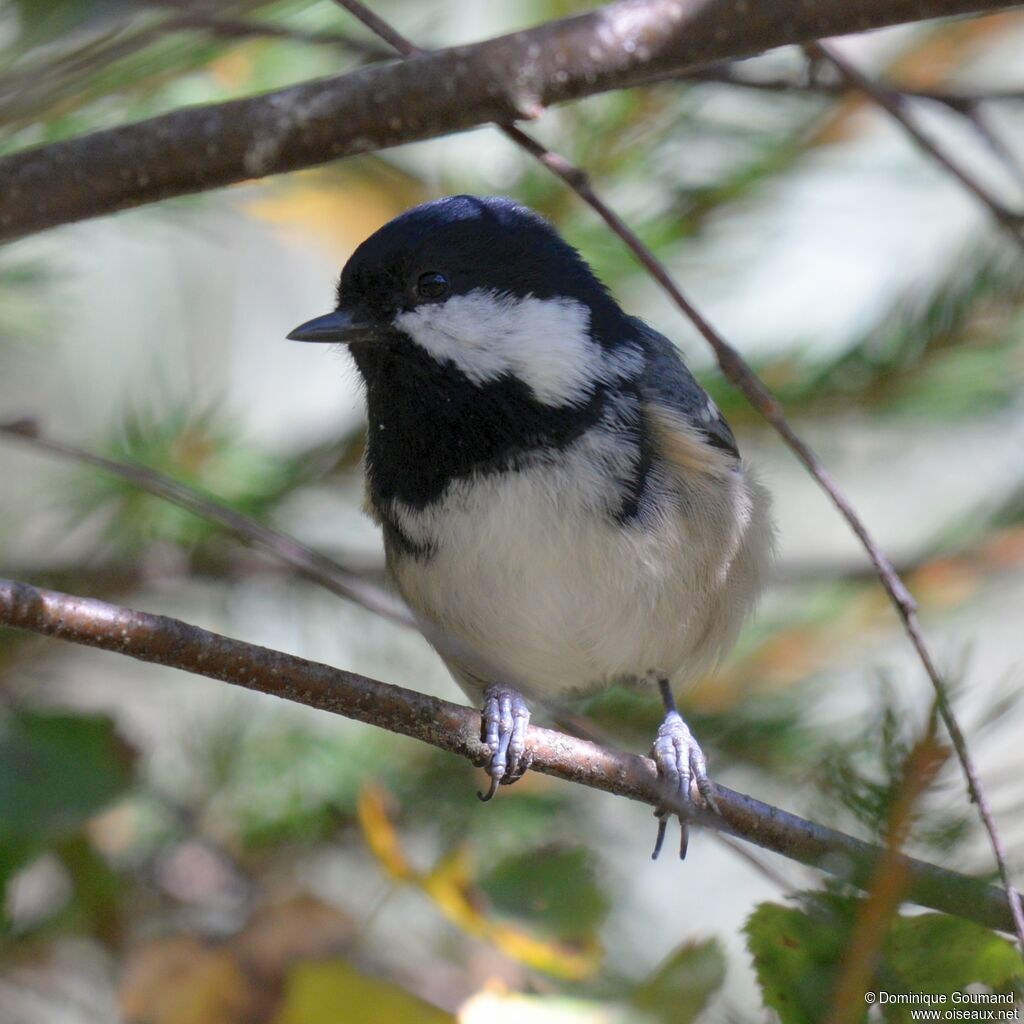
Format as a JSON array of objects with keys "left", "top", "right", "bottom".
[{"left": 289, "top": 195, "right": 773, "bottom": 857}]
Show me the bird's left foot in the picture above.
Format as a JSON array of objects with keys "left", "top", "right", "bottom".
[
  {"left": 478, "top": 685, "right": 532, "bottom": 802},
  {"left": 651, "top": 681, "right": 720, "bottom": 860}
]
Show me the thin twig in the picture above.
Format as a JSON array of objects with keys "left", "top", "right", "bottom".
[
  {"left": 0, "top": 576, "right": 1015, "bottom": 935},
  {"left": 0, "top": 419, "right": 413, "bottom": 629},
  {"left": 158, "top": 12, "right": 391, "bottom": 59},
  {"left": 715, "top": 833, "right": 799, "bottom": 895},
  {"left": 963, "top": 102, "right": 1024, "bottom": 191},
  {"left": 807, "top": 41, "right": 1024, "bottom": 251},
  {"left": 678, "top": 64, "right": 1024, "bottom": 109},
  {"left": 684, "top": 63, "right": 1024, "bottom": 187},
  {"left": 335, "top": 0, "right": 1024, "bottom": 952}
]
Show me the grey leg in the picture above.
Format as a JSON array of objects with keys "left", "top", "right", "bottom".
[
  {"left": 478, "top": 685, "right": 532, "bottom": 801},
  {"left": 651, "top": 679, "right": 720, "bottom": 859}
]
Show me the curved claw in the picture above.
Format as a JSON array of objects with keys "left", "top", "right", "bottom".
[
  {"left": 478, "top": 686, "right": 531, "bottom": 800},
  {"left": 477, "top": 773, "right": 502, "bottom": 802},
  {"left": 650, "top": 708, "right": 714, "bottom": 860},
  {"left": 651, "top": 814, "right": 669, "bottom": 860}
]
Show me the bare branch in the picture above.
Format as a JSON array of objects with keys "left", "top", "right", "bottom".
[
  {"left": 0, "top": 418, "right": 412, "bottom": 629},
  {"left": 158, "top": 12, "right": 391, "bottom": 57},
  {"left": 679, "top": 63, "right": 1024, "bottom": 108},
  {"left": 3, "top": 0, "right": 1024, "bottom": 242},
  {"left": 807, "top": 41, "right": 1024, "bottom": 249},
  {"left": 337, "top": 0, "right": 1024, "bottom": 951},
  {"left": 0, "top": 576, "right": 1016, "bottom": 935}
]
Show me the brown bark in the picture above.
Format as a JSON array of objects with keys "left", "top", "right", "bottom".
[{"left": 1, "top": 0, "right": 1021, "bottom": 242}]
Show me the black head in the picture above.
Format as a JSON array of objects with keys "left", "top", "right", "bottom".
[
  {"left": 287, "top": 196, "right": 643, "bottom": 518},
  {"left": 345, "top": 194, "right": 621, "bottom": 332},
  {"left": 288, "top": 195, "right": 627, "bottom": 349}
]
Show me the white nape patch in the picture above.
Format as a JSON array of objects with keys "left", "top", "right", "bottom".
[{"left": 394, "top": 290, "right": 633, "bottom": 406}]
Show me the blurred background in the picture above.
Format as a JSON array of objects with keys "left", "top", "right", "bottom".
[{"left": 1, "top": 1, "right": 1023, "bottom": 1021}]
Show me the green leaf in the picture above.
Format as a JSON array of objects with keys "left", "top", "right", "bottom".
[
  {"left": 0, "top": 710, "right": 134, "bottom": 838},
  {"left": 479, "top": 845, "right": 608, "bottom": 944},
  {"left": 0, "top": 711, "right": 133, "bottom": 930},
  {"left": 745, "top": 901, "right": 850, "bottom": 1024},
  {"left": 270, "top": 960, "right": 454, "bottom": 1024},
  {"left": 884, "top": 914, "right": 1021, "bottom": 996},
  {"left": 631, "top": 938, "right": 726, "bottom": 1024},
  {"left": 54, "top": 833, "right": 123, "bottom": 942},
  {"left": 745, "top": 900, "right": 1023, "bottom": 1024}
]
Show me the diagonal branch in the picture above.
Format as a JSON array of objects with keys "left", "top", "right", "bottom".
[
  {"left": 0, "top": 576, "right": 1016, "bottom": 935},
  {"left": 679, "top": 64, "right": 1024, "bottom": 107},
  {"left": 3, "top": 0, "right": 1024, "bottom": 242},
  {"left": 0, "top": 419, "right": 412, "bottom": 628},
  {"left": 807, "top": 41, "right": 1024, "bottom": 249},
  {"left": 335, "top": 0, "right": 1024, "bottom": 951},
  {"left": 158, "top": 12, "right": 391, "bottom": 57}
]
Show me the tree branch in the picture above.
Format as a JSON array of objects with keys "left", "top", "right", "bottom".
[
  {"left": 158, "top": 12, "right": 391, "bottom": 57},
  {"left": 0, "top": 418, "right": 412, "bottom": 629},
  {"left": 679, "top": 64, "right": 1024, "bottom": 108},
  {"left": 2, "top": 0, "right": 1023, "bottom": 242},
  {"left": 0, "top": 576, "right": 1016, "bottom": 935},
  {"left": 807, "top": 41, "right": 1024, "bottom": 249}
]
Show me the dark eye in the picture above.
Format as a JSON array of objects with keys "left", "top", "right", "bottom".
[{"left": 415, "top": 271, "right": 450, "bottom": 301}]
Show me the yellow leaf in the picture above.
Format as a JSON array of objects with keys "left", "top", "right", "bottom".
[
  {"left": 358, "top": 784, "right": 601, "bottom": 980},
  {"left": 270, "top": 960, "right": 454, "bottom": 1024},
  {"left": 485, "top": 922, "right": 599, "bottom": 981},
  {"left": 357, "top": 784, "right": 413, "bottom": 880}
]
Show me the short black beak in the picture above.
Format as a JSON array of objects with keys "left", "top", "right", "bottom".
[{"left": 286, "top": 309, "right": 384, "bottom": 345}]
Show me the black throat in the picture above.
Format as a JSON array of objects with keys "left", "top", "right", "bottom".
[{"left": 351, "top": 337, "right": 607, "bottom": 512}]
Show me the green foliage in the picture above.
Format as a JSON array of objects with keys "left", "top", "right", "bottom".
[
  {"left": 480, "top": 845, "right": 608, "bottom": 944},
  {"left": 813, "top": 683, "right": 969, "bottom": 858},
  {"left": 630, "top": 939, "right": 726, "bottom": 1024},
  {"left": 582, "top": 683, "right": 817, "bottom": 776},
  {"left": 395, "top": 746, "right": 577, "bottom": 853},
  {"left": 71, "top": 407, "right": 302, "bottom": 555},
  {"left": 884, "top": 914, "right": 1023, "bottom": 1002},
  {"left": 0, "top": 255, "right": 54, "bottom": 343},
  {"left": 0, "top": 1, "right": 365, "bottom": 145},
  {"left": 209, "top": 722, "right": 404, "bottom": 848},
  {"left": 706, "top": 241, "right": 1024, "bottom": 425},
  {"left": 0, "top": 709, "right": 134, "bottom": 933},
  {"left": 747, "top": 898, "right": 856, "bottom": 1024},
  {"left": 746, "top": 898, "right": 1022, "bottom": 1024},
  {"left": 5, "top": 0, "right": 133, "bottom": 47},
  {"left": 52, "top": 832, "right": 123, "bottom": 942},
  {"left": 0, "top": 710, "right": 133, "bottom": 839}
]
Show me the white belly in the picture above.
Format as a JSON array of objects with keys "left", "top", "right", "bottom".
[{"left": 385, "top": 435, "right": 771, "bottom": 703}]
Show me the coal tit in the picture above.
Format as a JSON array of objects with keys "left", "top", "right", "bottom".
[{"left": 289, "top": 195, "right": 773, "bottom": 857}]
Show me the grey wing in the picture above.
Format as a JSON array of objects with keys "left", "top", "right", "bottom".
[{"left": 631, "top": 318, "right": 740, "bottom": 459}]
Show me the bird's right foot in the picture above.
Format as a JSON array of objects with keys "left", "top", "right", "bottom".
[
  {"left": 651, "top": 680, "right": 720, "bottom": 859},
  {"left": 478, "top": 685, "right": 532, "bottom": 802}
]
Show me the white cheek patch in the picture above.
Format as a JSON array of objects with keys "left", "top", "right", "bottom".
[{"left": 394, "top": 290, "right": 621, "bottom": 406}]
